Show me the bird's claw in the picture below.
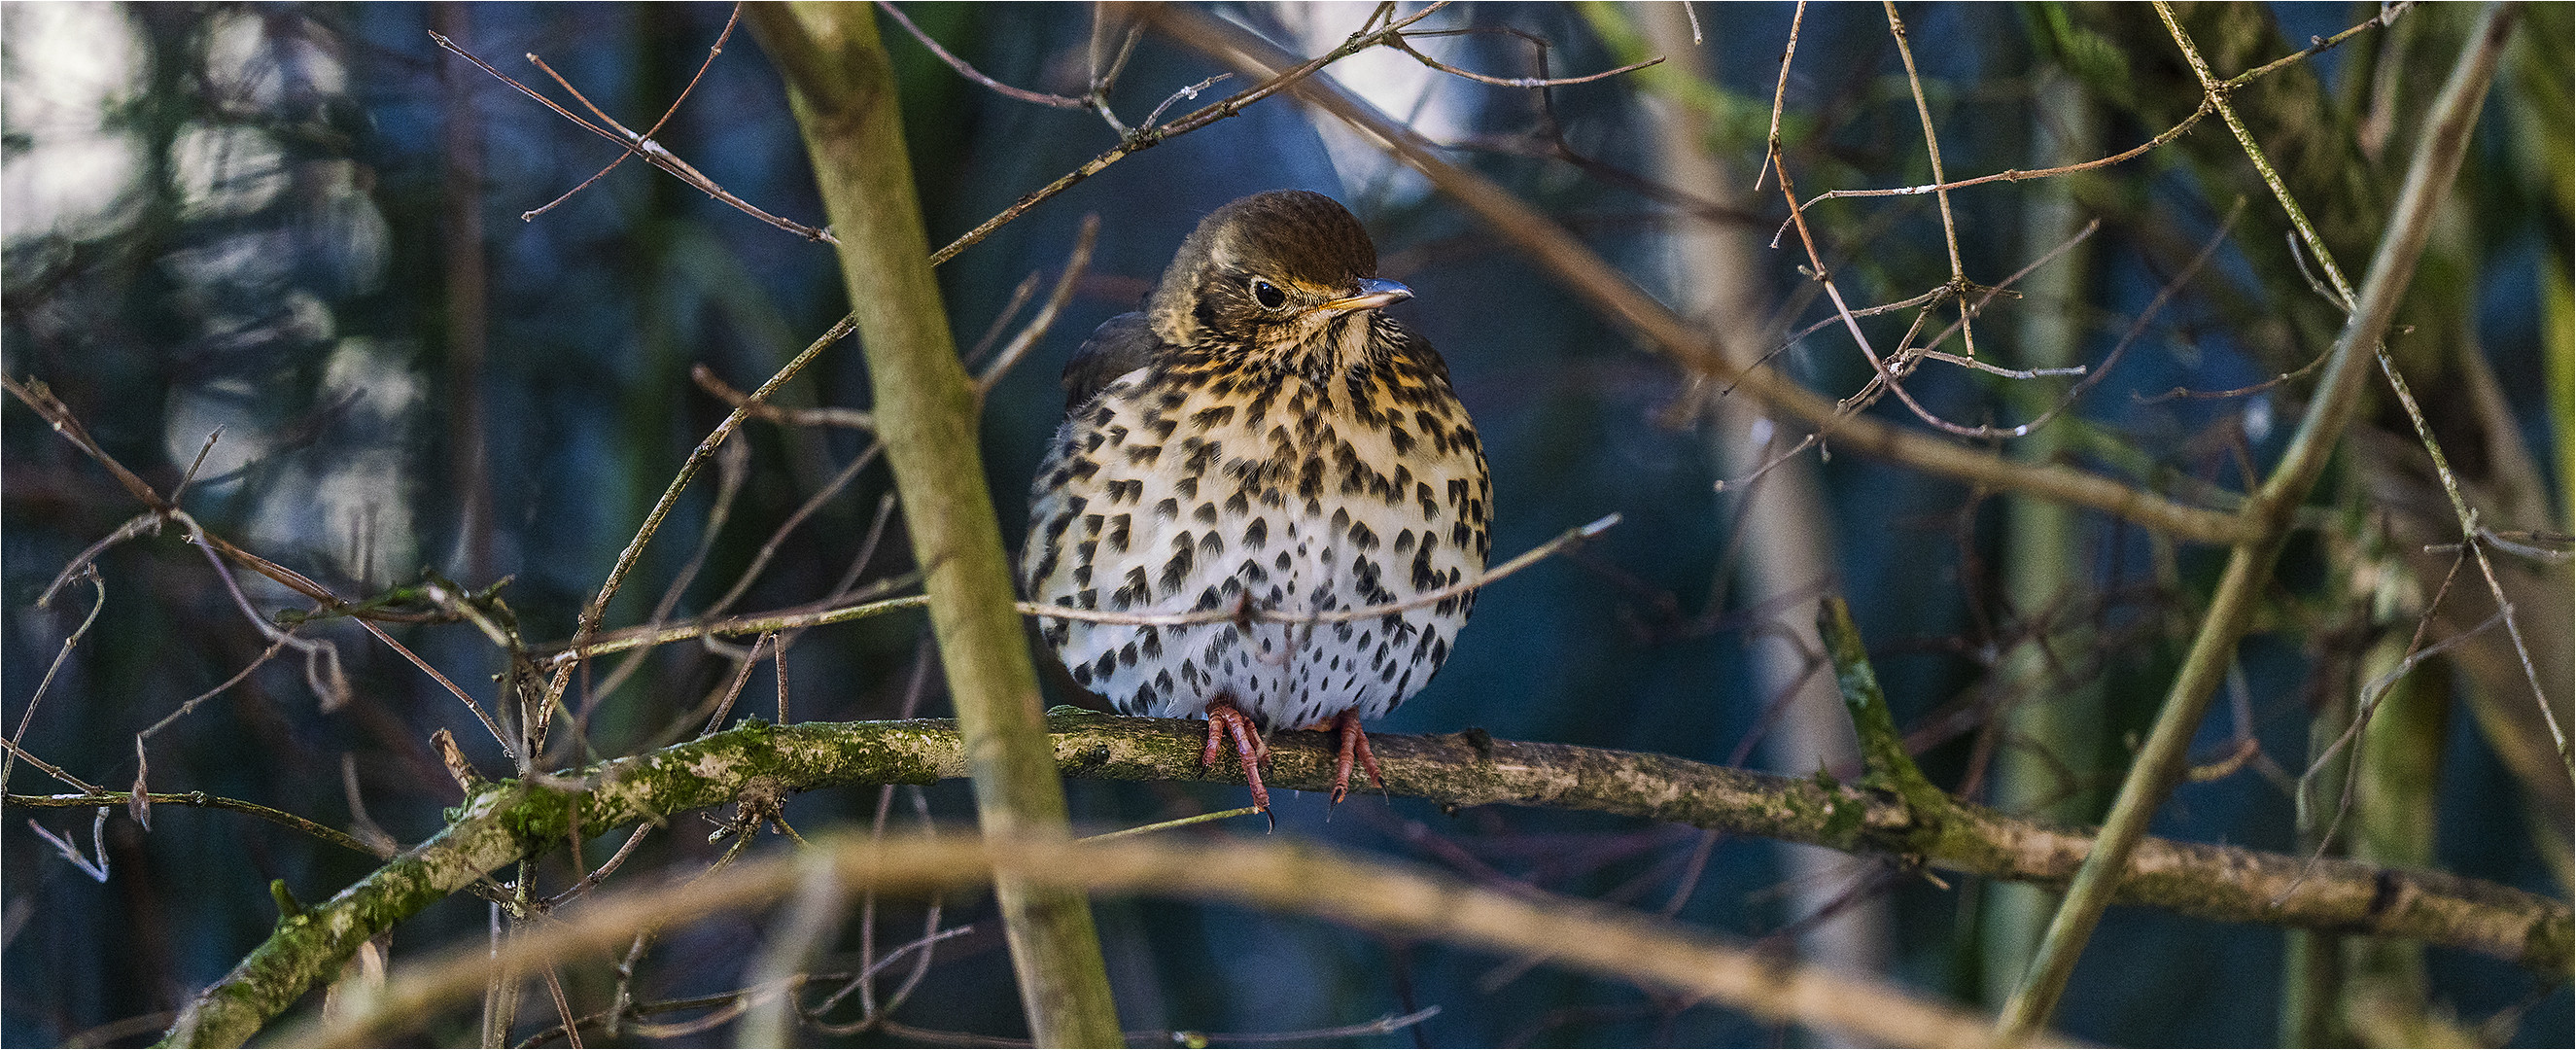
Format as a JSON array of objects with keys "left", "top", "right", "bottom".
[
  {"left": 1202, "top": 698, "right": 1271, "bottom": 814},
  {"left": 1314, "top": 710, "right": 1385, "bottom": 807}
]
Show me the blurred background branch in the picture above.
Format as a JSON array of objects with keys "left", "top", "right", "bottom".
[{"left": 4, "top": 3, "right": 2565, "bottom": 1046}]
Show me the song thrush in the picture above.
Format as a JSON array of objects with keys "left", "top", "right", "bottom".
[{"left": 1021, "top": 190, "right": 1492, "bottom": 813}]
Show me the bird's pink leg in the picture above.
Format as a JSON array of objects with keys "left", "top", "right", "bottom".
[
  {"left": 1202, "top": 697, "right": 1271, "bottom": 813},
  {"left": 1308, "top": 709, "right": 1385, "bottom": 805}
]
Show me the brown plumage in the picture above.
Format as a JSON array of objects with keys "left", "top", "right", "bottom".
[{"left": 1020, "top": 190, "right": 1492, "bottom": 812}]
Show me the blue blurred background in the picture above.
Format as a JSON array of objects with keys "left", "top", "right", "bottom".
[{"left": 4, "top": 3, "right": 2567, "bottom": 1045}]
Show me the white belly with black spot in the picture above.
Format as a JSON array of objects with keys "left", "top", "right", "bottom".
[{"left": 1022, "top": 363, "right": 1489, "bottom": 731}]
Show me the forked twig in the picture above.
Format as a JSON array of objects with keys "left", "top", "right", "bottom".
[{"left": 428, "top": 16, "right": 832, "bottom": 242}]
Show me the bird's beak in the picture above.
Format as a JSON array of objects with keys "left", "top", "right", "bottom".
[{"left": 1313, "top": 277, "right": 1412, "bottom": 317}]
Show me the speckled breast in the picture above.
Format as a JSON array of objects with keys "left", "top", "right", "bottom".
[{"left": 1021, "top": 336, "right": 1490, "bottom": 730}]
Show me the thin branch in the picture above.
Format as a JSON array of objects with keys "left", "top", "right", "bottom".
[
  {"left": 1923, "top": 204, "right": 2243, "bottom": 442},
  {"left": 3, "top": 568, "right": 104, "bottom": 795},
  {"left": 426, "top": 25, "right": 834, "bottom": 242},
  {"left": 1793, "top": 101, "right": 2212, "bottom": 213},
  {"left": 2223, "top": 1, "right": 2418, "bottom": 88},
  {"left": 581, "top": 426, "right": 754, "bottom": 715},
  {"left": 521, "top": 4, "right": 746, "bottom": 222},
  {"left": 697, "top": 440, "right": 884, "bottom": 623},
  {"left": 874, "top": 1, "right": 1088, "bottom": 110},
  {"left": 5, "top": 792, "right": 391, "bottom": 859},
  {"left": 1386, "top": 34, "right": 1663, "bottom": 88},
  {"left": 128, "top": 631, "right": 298, "bottom": 823},
  {"left": 357, "top": 618, "right": 514, "bottom": 761},
  {"left": 25, "top": 810, "right": 110, "bottom": 882},
  {"left": 538, "top": 589, "right": 927, "bottom": 666},
  {"left": 1881, "top": 2, "right": 1974, "bottom": 358},
  {"left": 690, "top": 365, "right": 875, "bottom": 430},
  {"left": 36, "top": 514, "right": 157, "bottom": 610},
  {"left": 564, "top": 314, "right": 857, "bottom": 655},
  {"left": 1787, "top": 5, "right": 2410, "bottom": 216},
  {"left": 1754, "top": 1, "right": 1802, "bottom": 192},
  {"left": 2375, "top": 363, "right": 2567, "bottom": 769},
  {"left": 178, "top": 514, "right": 352, "bottom": 709},
  {"left": 974, "top": 214, "right": 1098, "bottom": 398},
  {"left": 0, "top": 737, "right": 96, "bottom": 795},
  {"left": 925, "top": 2, "right": 1454, "bottom": 267},
  {"left": 860, "top": 1006, "right": 1445, "bottom": 1049}
]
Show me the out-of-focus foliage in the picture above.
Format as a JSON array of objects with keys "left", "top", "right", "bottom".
[{"left": 3, "top": 4, "right": 2565, "bottom": 1046}]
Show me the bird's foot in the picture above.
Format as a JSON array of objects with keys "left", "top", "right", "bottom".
[
  {"left": 1201, "top": 698, "right": 1271, "bottom": 817},
  {"left": 1305, "top": 710, "right": 1386, "bottom": 806}
]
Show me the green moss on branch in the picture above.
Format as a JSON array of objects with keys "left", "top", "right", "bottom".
[{"left": 155, "top": 715, "right": 2574, "bottom": 1046}]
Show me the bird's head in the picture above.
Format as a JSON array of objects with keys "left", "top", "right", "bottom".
[{"left": 1145, "top": 190, "right": 1411, "bottom": 368}]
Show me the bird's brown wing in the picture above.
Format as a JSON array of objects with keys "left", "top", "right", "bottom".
[{"left": 1060, "top": 311, "right": 1165, "bottom": 411}]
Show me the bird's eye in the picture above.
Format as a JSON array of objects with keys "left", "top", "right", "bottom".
[{"left": 1249, "top": 278, "right": 1286, "bottom": 310}]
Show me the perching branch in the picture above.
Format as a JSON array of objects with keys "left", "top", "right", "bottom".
[{"left": 150, "top": 714, "right": 2573, "bottom": 1046}]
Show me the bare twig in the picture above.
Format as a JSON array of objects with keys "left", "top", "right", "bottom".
[
  {"left": 974, "top": 214, "right": 1098, "bottom": 398},
  {"left": 697, "top": 441, "right": 884, "bottom": 623},
  {"left": 926, "top": 2, "right": 1454, "bottom": 268},
  {"left": 583, "top": 429, "right": 754, "bottom": 713},
  {"left": 1788, "top": 6, "right": 2410, "bottom": 216},
  {"left": 1881, "top": 2, "right": 1974, "bottom": 358},
  {"left": 3, "top": 568, "right": 105, "bottom": 795},
  {"left": 1922, "top": 204, "right": 2243, "bottom": 442},
  {"left": 1754, "top": 1, "right": 1803, "bottom": 192},
  {"left": 127, "top": 631, "right": 298, "bottom": 822},
  {"left": 1387, "top": 34, "right": 1663, "bottom": 88},
  {"left": 555, "top": 313, "right": 857, "bottom": 687},
  {"left": 690, "top": 366, "right": 874, "bottom": 430},
  {"left": 177, "top": 514, "right": 352, "bottom": 709},
  {"left": 2375, "top": 365, "right": 2567, "bottom": 769},
  {"left": 538, "top": 590, "right": 927, "bottom": 665},
  {"left": 25, "top": 811, "right": 110, "bottom": 882},
  {"left": 427, "top": 21, "right": 834, "bottom": 242},
  {"left": 873, "top": 1, "right": 1087, "bottom": 110},
  {"left": 358, "top": 618, "right": 515, "bottom": 761},
  {"left": 2224, "top": 2, "right": 2418, "bottom": 88},
  {"left": 700, "top": 633, "right": 776, "bottom": 736}
]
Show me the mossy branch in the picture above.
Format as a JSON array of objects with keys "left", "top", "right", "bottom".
[
  {"left": 149, "top": 715, "right": 2572, "bottom": 1046},
  {"left": 1818, "top": 596, "right": 1950, "bottom": 824}
]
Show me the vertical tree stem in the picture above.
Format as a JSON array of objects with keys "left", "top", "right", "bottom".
[
  {"left": 2280, "top": 663, "right": 2354, "bottom": 1046},
  {"left": 745, "top": 4, "right": 1121, "bottom": 1044},
  {"left": 1984, "top": 51, "right": 2103, "bottom": 1006}
]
